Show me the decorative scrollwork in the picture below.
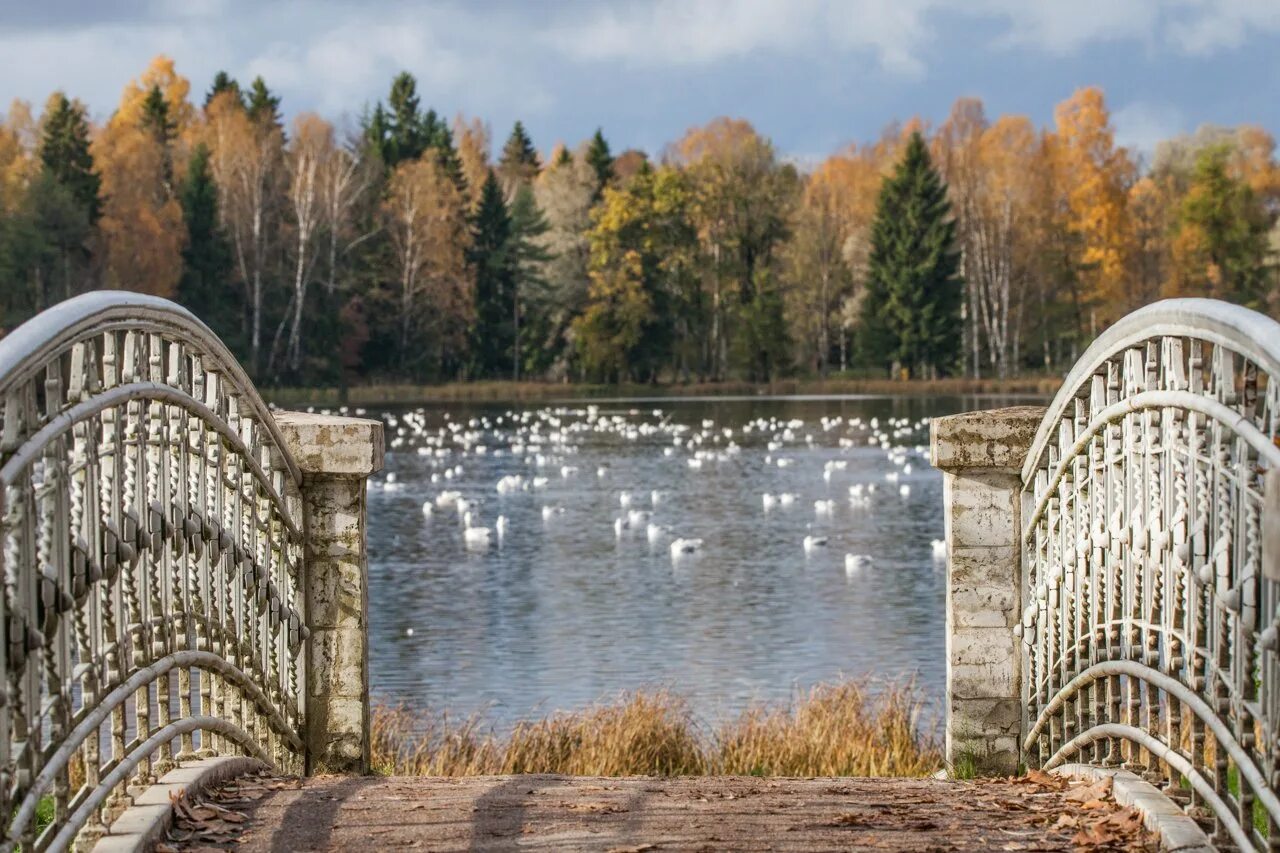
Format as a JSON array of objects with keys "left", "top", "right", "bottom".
[
  {"left": 0, "top": 293, "right": 307, "bottom": 851},
  {"left": 1019, "top": 298, "right": 1280, "bottom": 851}
]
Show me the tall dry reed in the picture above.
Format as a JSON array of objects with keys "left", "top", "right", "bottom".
[{"left": 371, "top": 678, "right": 940, "bottom": 778}]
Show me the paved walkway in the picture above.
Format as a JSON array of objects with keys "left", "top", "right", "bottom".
[{"left": 161, "top": 772, "right": 1160, "bottom": 852}]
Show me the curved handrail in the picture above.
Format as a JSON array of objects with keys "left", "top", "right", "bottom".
[
  {"left": 1017, "top": 297, "right": 1280, "bottom": 851},
  {"left": 0, "top": 292, "right": 309, "bottom": 852},
  {"left": 1021, "top": 297, "right": 1280, "bottom": 484},
  {"left": 0, "top": 291, "right": 301, "bottom": 485}
]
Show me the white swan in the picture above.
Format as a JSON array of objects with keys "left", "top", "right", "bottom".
[
  {"left": 845, "top": 553, "right": 873, "bottom": 574},
  {"left": 421, "top": 501, "right": 433, "bottom": 517},
  {"left": 614, "top": 516, "right": 630, "bottom": 537},
  {"left": 496, "top": 516, "right": 508, "bottom": 539},
  {"left": 647, "top": 523, "right": 670, "bottom": 543},
  {"left": 762, "top": 493, "right": 777, "bottom": 511},
  {"left": 462, "top": 511, "right": 491, "bottom": 549},
  {"left": 814, "top": 499, "right": 835, "bottom": 516},
  {"left": 931, "top": 538, "right": 945, "bottom": 559},
  {"left": 899, "top": 484, "right": 911, "bottom": 497},
  {"left": 803, "top": 534, "right": 829, "bottom": 553},
  {"left": 435, "top": 490, "right": 462, "bottom": 508},
  {"left": 779, "top": 493, "right": 797, "bottom": 507},
  {"left": 670, "top": 537, "right": 703, "bottom": 556}
]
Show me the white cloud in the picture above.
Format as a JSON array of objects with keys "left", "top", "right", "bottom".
[
  {"left": 0, "top": 0, "right": 1274, "bottom": 143},
  {"left": 1165, "top": 0, "right": 1280, "bottom": 54},
  {"left": 1112, "top": 100, "right": 1186, "bottom": 157},
  {"left": 978, "top": 0, "right": 1160, "bottom": 54}
]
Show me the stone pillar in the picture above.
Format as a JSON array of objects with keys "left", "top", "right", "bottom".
[
  {"left": 274, "top": 411, "right": 384, "bottom": 775},
  {"left": 930, "top": 406, "right": 1045, "bottom": 776}
]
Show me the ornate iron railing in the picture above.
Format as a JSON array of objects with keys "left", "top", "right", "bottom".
[
  {"left": 1018, "top": 298, "right": 1280, "bottom": 850},
  {"left": 0, "top": 293, "right": 307, "bottom": 851}
]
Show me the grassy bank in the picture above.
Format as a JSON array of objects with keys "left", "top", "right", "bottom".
[
  {"left": 370, "top": 679, "right": 940, "bottom": 778},
  {"left": 267, "top": 376, "right": 1059, "bottom": 407}
]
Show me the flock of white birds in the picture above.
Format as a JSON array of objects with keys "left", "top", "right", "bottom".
[{"left": 320, "top": 402, "right": 947, "bottom": 579}]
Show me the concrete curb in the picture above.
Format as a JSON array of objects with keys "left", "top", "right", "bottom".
[
  {"left": 1053, "top": 764, "right": 1212, "bottom": 852},
  {"left": 91, "top": 756, "right": 270, "bottom": 853}
]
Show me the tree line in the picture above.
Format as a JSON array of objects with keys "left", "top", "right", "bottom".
[{"left": 1, "top": 56, "right": 1276, "bottom": 386}]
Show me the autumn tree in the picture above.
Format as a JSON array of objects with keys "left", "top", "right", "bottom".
[
  {"left": 272, "top": 113, "right": 339, "bottom": 376},
  {"left": 575, "top": 165, "right": 697, "bottom": 382},
  {"left": 93, "top": 56, "right": 193, "bottom": 298},
  {"left": 673, "top": 119, "right": 797, "bottom": 380},
  {"left": 202, "top": 85, "right": 285, "bottom": 375},
  {"left": 860, "top": 132, "right": 963, "bottom": 378},
  {"left": 530, "top": 148, "right": 598, "bottom": 377},
  {"left": 1046, "top": 87, "right": 1134, "bottom": 332},
  {"left": 453, "top": 115, "right": 491, "bottom": 210},
  {"left": 381, "top": 155, "right": 471, "bottom": 377}
]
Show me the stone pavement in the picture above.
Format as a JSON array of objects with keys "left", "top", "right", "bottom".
[{"left": 161, "top": 771, "right": 1161, "bottom": 852}]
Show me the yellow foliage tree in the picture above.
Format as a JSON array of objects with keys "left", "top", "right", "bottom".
[
  {"left": 1046, "top": 87, "right": 1135, "bottom": 326},
  {"left": 381, "top": 156, "right": 472, "bottom": 374},
  {"left": 0, "top": 100, "right": 37, "bottom": 214},
  {"left": 92, "top": 59, "right": 195, "bottom": 297}
]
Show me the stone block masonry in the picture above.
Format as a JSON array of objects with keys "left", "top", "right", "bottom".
[
  {"left": 930, "top": 406, "right": 1045, "bottom": 776},
  {"left": 274, "top": 411, "right": 385, "bottom": 775}
]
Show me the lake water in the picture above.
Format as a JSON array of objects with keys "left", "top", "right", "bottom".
[{"left": 364, "top": 394, "right": 1033, "bottom": 730}]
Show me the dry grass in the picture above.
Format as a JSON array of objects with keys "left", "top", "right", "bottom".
[
  {"left": 267, "top": 376, "right": 1057, "bottom": 408},
  {"left": 371, "top": 679, "right": 940, "bottom": 778}
]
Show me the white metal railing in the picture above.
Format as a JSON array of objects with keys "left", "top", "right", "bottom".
[
  {"left": 0, "top": 293, "right": 307, "bottom": 851},
  {"left": 1018, "top": 298, "right": 1280, "bottom": 850}
]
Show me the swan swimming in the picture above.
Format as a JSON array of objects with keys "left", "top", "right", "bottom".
[
  {"left": 462, "top": 511, "right": 491, "bottom": 549},
  {"left": 803, "top": 534, "right": 829, "bottom": 553},
  {"left": 845, "top": 553, "right": 873, "bottom": 574},
  {"left": 670, "top": 537, "right": 703, "bottom": 556}
]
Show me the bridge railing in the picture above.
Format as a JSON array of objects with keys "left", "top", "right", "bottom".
[
  {"left": 0, "top": 293, "right": 381, "bottom": 851},
  {"left": 933, "top": 297, "right": 1280, "bottom": 850}
]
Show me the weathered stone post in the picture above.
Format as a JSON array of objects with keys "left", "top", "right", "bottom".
[
  {"left": 274, "top": 411, "right": 384, "bottom": 775},
  {"left": 930, "top": 406, "right": 1045, "bottom": 776}
]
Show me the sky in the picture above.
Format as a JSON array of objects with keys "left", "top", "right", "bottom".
[{"left": 2, "top": 0, "right": 1279, "bottom": 165}]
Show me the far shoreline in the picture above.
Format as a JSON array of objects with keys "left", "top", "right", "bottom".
[{"left": 265, "top": 375, "right": 1060, "bottom": 408}]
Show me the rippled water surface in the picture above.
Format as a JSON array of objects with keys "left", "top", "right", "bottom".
[{"left": 366, "top": 394, "right": 1029, "bottom": 729}]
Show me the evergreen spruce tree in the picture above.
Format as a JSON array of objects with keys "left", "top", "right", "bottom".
[
  {"left": 363, "top": 102, "right": 393, "bottom": 165},
  {"left": 429, "top": 121, "right": 467, "bottom": 196},
  {"left": 859, "top": 131, "right": 962, "bottom": 378},
  {"left": 585, "top": 128, "right": 614, "bottom": 197},
  {"left": 246, "top": 76, "right": 282, "bottom": 129},
  {"left": 498, "top": 121, "right": 540, "bottom": 188},
  {"left": 178, "top": 143, "right": 239, "bottom": 349},
  {"left": 387, "top": 72, "right": 426, "bottom": 164},
  {"left": 140, "top": 85, "right": 176, "bottom": 185},
  {"left": 141, "top": 85, "right": 175, "bottom": 144},
  {"left": 507, "top": 184, "right": 550, "bottom": 380},
  {"left": 205, "top": 71, "right": 242, "bottom": 108},
  {"left": 554, "top": 146, "right": 573, "bottom": 168},
  {"left": 469, "top": 171, "right": 515, "bottom": 377},
  {"left": 38, "top": 93, "right": 100, "bottom": 223}
]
